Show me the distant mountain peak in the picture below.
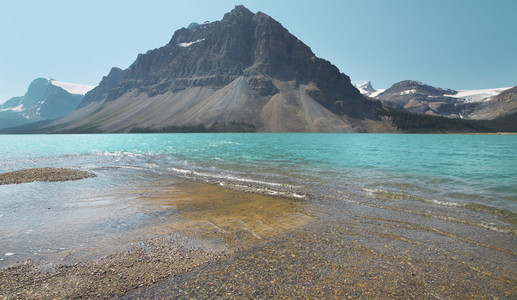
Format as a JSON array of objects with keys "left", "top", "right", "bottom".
[
  {"left": 355, "top": 81, "right": 386, "bottom": 98},
  {"left": 356, "top": 81, "right": 375, "bottom": 93},
  {"left": 374, "top": 79, "right": 516, "bottom": 119},
  {"left": 0, "top": 77, "right": 87, "bottom": 129}
]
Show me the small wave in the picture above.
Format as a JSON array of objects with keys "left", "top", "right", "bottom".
[
  {"left": 428, "top": 199, "right": 462, "bottom": 207},
  {"left": 168, "top": 166, "right": 295, "bottom": 188},
  {"left": 93, "top": 151, "right": 148, "bottom": 158},
  {"left": 169, "top": 167, "right": 192, "bottom": 175},
  {"left": 362, "top": 188, "right": 382, "bottom": 195},
  {"left": 478, "top": 223, "right": 512, "bottom": 234},
  {"left": 117, "top": 165, "right": 147, "bottom": 171},
  {"left": 363, "top": 188, "right": 462, "bottom": 208}
]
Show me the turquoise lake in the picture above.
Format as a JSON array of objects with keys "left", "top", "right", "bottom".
[{"left": 1, "top": 133, "right": 516, "bottom": 265}]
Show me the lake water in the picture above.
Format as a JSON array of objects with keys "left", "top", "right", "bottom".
[{"left": 1, "top": 133, "right": 516, "bottom": 266}]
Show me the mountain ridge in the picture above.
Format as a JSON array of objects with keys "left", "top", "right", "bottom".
[
  {"left": 4, "top": 6, "right": 513, "bottom": 134},
  {"left": 0, "top": 78, "right": 92, "bottom": 130},
  {"left": 34, "top": 5, "right": 388, "bottom": 133},
  {"left": 359, "top": 80, "right": 515, "bottom": 119}
]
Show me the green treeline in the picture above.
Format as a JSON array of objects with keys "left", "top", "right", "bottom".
[
  {"left": 129, "top": 121, "right": 257, "bottom": 133},
  {"left": 478, "top": 111, "right": 517, "bottom": 132},
  {"left": 377, "top": 109, "right": 496, "bottom": 133}
]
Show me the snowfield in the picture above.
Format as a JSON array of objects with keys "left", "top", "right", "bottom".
[
  {"left": 369, "top": 89, "right": 386, "bottom": 97},
  {"left": 445, "top": 87, "right": 512, "bottom": 102},
  {"left": 51, "top": 80, "right": 95, "bottom": 95}
]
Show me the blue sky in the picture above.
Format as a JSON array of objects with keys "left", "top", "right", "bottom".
[{"left": 1, "top": 0, "right": 516, "bottom": 103}]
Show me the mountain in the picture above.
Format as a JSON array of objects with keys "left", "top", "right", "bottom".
[
  {"left": 37, "top": 5, "right": 389, "bottom": 133},
  {"left": 0, "top": 78, "right": 94, "bottom": 129},
  {"left": 446, "top": 87, "right": 513, "bottom": 103},
  {"left": 466, "top": 86, "right": 517, "bottom": 120},
  {"left": 371, "top": 80, "right": 514, "bottom": 119},
  {"left": 477, "top": 87, "right": 517, "bottom": 132},
  {"left": 354, "top": 81, "right": 384, "bottom": 98},
  {"left": 375, "top": 80, "right": 462, "bottom": 117},
  {"left": 77, "top": 67, "right": 127, "bottom": 109}
]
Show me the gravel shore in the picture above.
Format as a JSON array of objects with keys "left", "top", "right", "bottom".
[
  {"left": 127, "top": 220, "right": 516, "bottom": 299},
  {"left": 0, "top": 235, "right": 226, "bottom": 299},
  {"left": 0, "top": 168, "right": 95, "bottom": 185},
  {"left": 1, "top": 176, "right": 515, "bottom": 299}
]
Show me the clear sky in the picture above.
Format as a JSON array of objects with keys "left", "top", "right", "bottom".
[{"left": 1, "top": 0, "right": 516, "bottom": 103}]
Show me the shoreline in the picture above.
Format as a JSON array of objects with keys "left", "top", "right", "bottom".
[{"left": 1, "top": 174, "right": 516, "bottom": 298}]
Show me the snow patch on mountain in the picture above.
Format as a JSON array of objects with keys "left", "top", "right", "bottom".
[
  {"left": 357, "top": 80, "right": 512, "bottom": 103},
  {"left": 400, "top": 89, "right": 416, "bottom": 95},
  {"left": 178, "top": 39, "right": 205, "bottom": 47},
  {"left": 355, "top": 81, "right": 386, "bottom": 98},
  {"left": 50, "top": 80, "right": 95, "bottom": 95},
  {"left": 369, "top": 89, "right": 385, "bottom": 98},
  {"left": 355, "top": 81, "right": 383, "bottom": 97},
  {"left": 0, "top": 104, "right": 23, "bottom": 112},
  {"left": 445, "top": 87, "right": 513, "bottom": 103}
]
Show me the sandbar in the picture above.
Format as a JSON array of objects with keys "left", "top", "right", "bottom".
[{"left": 0, "top": 168, "right": 96, "bottom": 185}]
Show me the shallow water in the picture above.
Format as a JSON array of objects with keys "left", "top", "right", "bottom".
[{"left": 0, "top": 133, "right": 515, "bottom": 266}]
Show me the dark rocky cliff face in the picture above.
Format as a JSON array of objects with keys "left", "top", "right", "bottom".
[{"left": 78, "top": 67, "right": 126, "bottom": 108}]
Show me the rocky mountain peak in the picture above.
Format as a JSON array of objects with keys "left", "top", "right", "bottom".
[
  {"left": 223, "top": 5, "right": 255, "bottom": 22},
  {"left": 0, "top": 78, "right": 85, "bottom": 129},
  {"left": 35, "top": 6, "right": 385, "bottom": 133},
  {"left": 355, "top": 81, "right": 376, "bottom": 95},
  {"left": 381, "top": 80, "right": 456, "bottom": 97},
  {"left": 78, "top": 67, "right": 127, "bottom": 108},
  {"left": 107, "top": 5, "right": 360, "bottom": 107},
  {"left": 23, "top": 78, "right": 52, "bottom": 107}
]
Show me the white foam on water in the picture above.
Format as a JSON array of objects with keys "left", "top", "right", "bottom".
[
  {"left": 168, "top": 166, "right": 295, "bottom": 188},
  {"left": 117, "top": 165, "right": 146, "bottom": 171},
  {"left": 169, "top": 167, "right": 191, "bottom": 175},
  {"left": 94, "top": 151, "right": 146, "bottom": 158},
  {"left": 429, "top": 199, "right": 461, "bottom": 207}
]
